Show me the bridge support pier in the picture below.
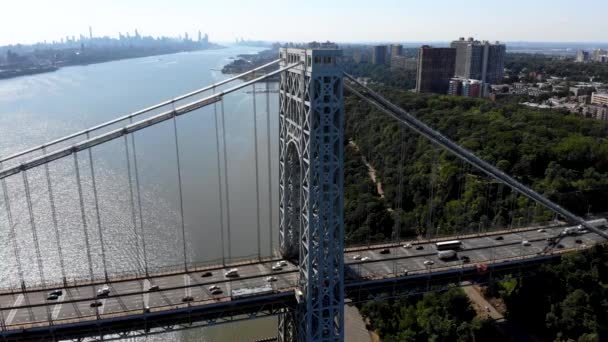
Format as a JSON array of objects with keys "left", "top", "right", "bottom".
[{"left": 278, "top": 47, "right": 345, "bottom": 341}]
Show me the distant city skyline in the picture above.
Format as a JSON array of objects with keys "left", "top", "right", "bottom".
[{"left": 2, "top": 0, "right": 608, "bottom": 46}]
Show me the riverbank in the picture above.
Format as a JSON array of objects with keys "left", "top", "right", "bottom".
[
  {"left": 0, "top": 45, "right": 223, "bottom": 81},
  {"left": 222, "top": 48, "right": 279, "bottom": 81}
]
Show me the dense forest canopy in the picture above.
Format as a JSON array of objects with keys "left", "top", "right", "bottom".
[
  {"left": 504, "top": 53, "right": 608, "bottom": 83},
  {"left": 343, "top": 88, "right": 608, "bottom": 243}
]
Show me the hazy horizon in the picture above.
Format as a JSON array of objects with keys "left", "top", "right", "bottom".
[{"left": 2, "top": 0, "right": 608, "bottom": 46}]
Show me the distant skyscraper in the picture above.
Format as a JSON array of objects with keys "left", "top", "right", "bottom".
[
  {"left": 576, "top": 50, "right": 590, "bottom": 62},
  {"left": 593, "top": 49, "right": 608, "bottom": 62},
  {"left": 415, "top": 45, "right": 456, "bottom": 94},
  {"left": 89, "top": 26, "right": 93, "bottom": 40},
  {"left": 372, "top": 45, "right": 388, "bottom": 65},
  {"left": 198, "top": 30, "right": 202, "bottom": 42},
  {"left": 389, "top": 44, "right": 403, "bottom": 57},
  {"left": 451, "top": 37, "right": 506, "bottom": 84}
]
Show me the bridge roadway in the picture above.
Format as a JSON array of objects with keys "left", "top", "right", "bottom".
[{"left": 1, "top": 220, "right": 606, "bottom": 340}]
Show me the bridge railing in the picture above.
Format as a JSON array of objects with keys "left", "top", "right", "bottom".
[{"left": 346, "top": 243, "right": 592, "bottom": 284}]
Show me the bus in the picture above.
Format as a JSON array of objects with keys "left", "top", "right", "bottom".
[{"left": 435, "top": 240, "right": 462, "bottom": 251}]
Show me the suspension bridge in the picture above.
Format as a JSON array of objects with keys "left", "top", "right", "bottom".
[{"left": 0, "top": 47, "right": 606, "bottom": 342}]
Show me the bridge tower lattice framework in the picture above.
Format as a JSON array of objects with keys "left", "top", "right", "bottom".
[{"left": 278, "top": 47, "right": 345, "bottom": 342}]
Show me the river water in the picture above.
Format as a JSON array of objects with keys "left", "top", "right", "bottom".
[{"left": 0, "top": 45, "right": 279, "bottom": 341}]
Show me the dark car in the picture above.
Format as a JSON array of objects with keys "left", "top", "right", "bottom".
[
  {"left": 201, "top": 271, "right": 213, "bottom": 278},
  {"left": 47, "top": 294, "right": 59, "bottom": 300},
  {"left": 495, "top": 236, "right": 504, "bottom": 241},
  {"left": 182, "top": 296, "right": 194, "bottom": 302},
  {"left": 90, "top": 301, "right": 102, "bottom": 308},
  {"left": 415, "top": 245, "right": 424, "bottom": 250},
  {"left": 575, "top": 239, "right": 583, "bottom": 244},
  {"left": 49, "top": 289, "right": 63, "bottom": 296},
  {"left": 460, "top": 255, "right": 470, "bottom": 263},
  {"left": 379, "top": 248, "right": 390, "bottom": 255}
]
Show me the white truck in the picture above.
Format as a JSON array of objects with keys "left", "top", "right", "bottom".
[{"left": 437, "top": 250, "right": 456, "bottom": 260}]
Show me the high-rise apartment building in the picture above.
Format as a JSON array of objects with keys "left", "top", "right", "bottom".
[
  {"left": 372, "top": 45, "right": 388, "bottom": 65},
  {"left": 576, "top": 50, "right": 590, "bottom": 63},
  {"left": 415, "top": 46, "right": 456, "bottom": 94},
  {"left": 390, "top": 44, "right": 403, "bottom": 57},
  {"left": 451, "top": 37, "right": 506, "bottom": 84},
  {"left": 391, "top": 55, "right": 417, "bottom": 70},
  {"left": 593, "top": 49, "right": 608, "bottom": 62}
]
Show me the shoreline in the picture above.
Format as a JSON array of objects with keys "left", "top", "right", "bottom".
[
  {"left": 0, "top": 46, "right": 225, "bottom": 81},
  {"left": 221, "top": 48, "right": 280, "bottom": 81}
]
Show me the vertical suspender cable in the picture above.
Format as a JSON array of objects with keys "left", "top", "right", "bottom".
[
  {"left": 212, "top": 87, "right": 226, "bottom": 266},
  {"left": 220, "top": 98, "right": 232, "bottom": 260},
  {"left": 265, "top": 81, "right": 274, "bottom": 257},
  {"left": 130, "top": 131, "right": 149, "bottom": 277},
  {"left": 395, "top": 124, "right": 406, "bottom": 243},
  {"left": 0, "top": 163, "right": 24, "bottom": 289},
  {"left": 42, "top": 147, "right": 67, "bottom": 283},
  {"left": 252, "top": 79, "right": 262, "bottom": 260},
  {"left": 86, "top": 136, "right": 109, "bottom": 281},
  {"left": 73, "top": 152, "right": 95, "bottom": 281},
  {"left": 22, "top": 169, "right": 54, "bottom": 324},
  {"left": 172, "top": 112, "right": 188, "bottom": 271},
  {"left": 22, "top": 170, "right": 46, "bottom": 287},
  {"left": 427, "top": 147, "right": 436, "bottom": 239},
  {"left": 124, "top": 135, "right": 143, "bottom": 274}
]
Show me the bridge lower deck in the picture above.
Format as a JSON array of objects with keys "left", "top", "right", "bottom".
[{"left": 1, "top": 222, "right": 605, "bottom": 340}]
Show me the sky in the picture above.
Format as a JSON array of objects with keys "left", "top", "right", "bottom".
[{"left": 1, "top": 0, "right": 607, "bottom": 46}]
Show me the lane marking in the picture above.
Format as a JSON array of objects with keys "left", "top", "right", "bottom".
[
  {"left": 51, "top": 294, "right": 65, "bottom": 320},
  {"left": 143, "top": 279, "right": 150, "bottom": 308},
  {"left": 184, "top": 274, "right": 191, "bottom": 297},
  {"left": 5, "top": 294, "right": 24, "bottom": 325}
]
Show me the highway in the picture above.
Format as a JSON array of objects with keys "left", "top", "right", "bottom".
[{"left": 1, "top": 220, "right": 606, "bottom": 336}]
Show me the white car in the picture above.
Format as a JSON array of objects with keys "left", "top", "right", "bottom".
[
  {"left": 537, "top": 229, "right": 546, "bottom": 233},
  {"left": 403, "top": 269, "right": 409, "bottom": 275},
  {"left": 96, "top": 286, "right": 110, "bottom": 297},
  {"left": 522, "top": 240, "right": 531, "bottom": 246},
  {"left": 361, "top": 257, "right": 370, "bottom": 261},
  {"left": 271, "top": 264, "right": 283, "bottom": 271},
  {"left": 208, "top": 285, "right": 220, "bottom": 292},
  {"left": 352, "top": 254, "right": 362, "bottom": 260},
  {"left": 278, "top": 260, "right": 288, "bottom": 267},
  {"left": 403, "top": 243, "right": 413, "bottom": 249},
  {"left": 423, "top": 260, "right": 434, "bottom": 266},
  {"left": 224, "top": 268, "right": 239, "bottom": 278},
  {"left": 266, "top": 276, "right": 278, "bottom": 282}
]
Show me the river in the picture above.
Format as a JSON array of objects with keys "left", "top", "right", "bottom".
[{"left": 0, "top": 45, "right": 279, "bottom": 341}]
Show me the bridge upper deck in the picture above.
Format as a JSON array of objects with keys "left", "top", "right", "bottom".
[{"left": 1, "top": 220, "right": 605, "bottom": 338}]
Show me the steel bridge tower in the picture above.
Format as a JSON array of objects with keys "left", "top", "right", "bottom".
[{"left": 278, "top": 47, "right": 345, "bottom": 341}]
